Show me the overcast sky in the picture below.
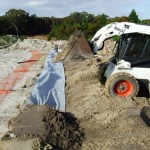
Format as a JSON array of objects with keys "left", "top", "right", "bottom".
[{"left": 0, "top": 0, "right": 149, "bottom": 19}]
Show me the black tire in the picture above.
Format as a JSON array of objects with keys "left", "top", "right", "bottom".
[
  {"left": 99, "top": 62, "right": 108, "bottom": 85},
  {"left": 105, "top": 72, "right": 139, "bottom": 98}
]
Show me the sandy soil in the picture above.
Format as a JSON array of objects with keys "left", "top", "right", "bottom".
[
  {"left": 1, "top": 38, "right": 150, "bottom": 150},
  {"left": 64, "top": 41, "right": 150, "bottom": 149},
  {"left": 0, "top": 138, "right": 41, "bottom": 150}
]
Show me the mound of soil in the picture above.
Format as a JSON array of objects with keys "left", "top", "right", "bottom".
[
  {"left": 5, "top": 105, "right": 84, "bottom": 150},
  {"left": 64, "top": 56, "right": 150, "bottom": 150}
]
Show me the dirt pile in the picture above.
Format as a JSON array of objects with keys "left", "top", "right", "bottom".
[
  {"left": 64, "top": 54, "right": 150, "bottom": 149},
  {"left": 4, "top": 105, "right": 84, "bottom": 150}
]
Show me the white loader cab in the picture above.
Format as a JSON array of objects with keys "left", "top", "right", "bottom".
[
  {"left": 105, "top": 33, "right": 150, "bottom": 97},
  {"left": 91, "top": 22, "right": 150, "bottom": 97}
]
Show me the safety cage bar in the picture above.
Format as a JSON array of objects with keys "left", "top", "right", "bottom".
[{"left": 116, "top": 33, "right": 150, "bottom": 64}]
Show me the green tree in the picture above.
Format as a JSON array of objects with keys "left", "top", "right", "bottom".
[
  {"left": 5, "top": 9, "right": 29, "bottom": 35},
  {"left": 0, "top": 16, "right": 10, "bottom": 35},
  {"left": 141, "top": 19, "right": 150, "bottom": 25},
  {"left": 110, "top": 16, "right": 129, "bottom": 23},
  {"left": 70, "top": 12, "right": 94, "bottom": 24},
  {"left": 128, "top": 9, "right": 139, "bottom": 23},
  {"left": 95, "top": 14, "right": 109, "bottom": 28}
]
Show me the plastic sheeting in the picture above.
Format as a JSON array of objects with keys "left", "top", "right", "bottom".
[{"left": 29, "top": 50, "right": 65, "bottom": 111}]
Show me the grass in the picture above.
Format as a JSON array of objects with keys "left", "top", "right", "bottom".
[
  {"left": 0, "top": 35, "right": 17, "bottom": 47},
  {"left": 0, "top": 35, "right": 27, "bottom": 48}
]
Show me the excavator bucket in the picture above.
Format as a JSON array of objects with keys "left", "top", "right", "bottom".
[{"left": 53, "top": 30, "right": 94, "bottom": 63}]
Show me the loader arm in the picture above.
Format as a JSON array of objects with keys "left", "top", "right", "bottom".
[{"left": 91, "top": 22, "right": 150, "bottom": 53}]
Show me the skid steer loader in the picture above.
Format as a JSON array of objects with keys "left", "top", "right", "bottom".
[
  {"left": 54, "top": 22, "right": 150, "bottom": 98},
  {"left": 104, "top": 33, "right": 150, "bottom": 97}
]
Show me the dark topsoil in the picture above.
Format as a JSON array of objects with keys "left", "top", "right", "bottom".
[{"left": 4, "top": 105, "right": 85, "bottom": 150}]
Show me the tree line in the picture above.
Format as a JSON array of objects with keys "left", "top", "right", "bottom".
[
  {"left": 0, "top": 9, "right": 52, "bottom": 36},
  {"left": 0, "top": 9, "right": 150, "bottom": 40}
]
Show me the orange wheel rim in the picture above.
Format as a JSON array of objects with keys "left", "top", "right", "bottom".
[{"left": 114, "top": 80, "right": 133, "bottom": 97}]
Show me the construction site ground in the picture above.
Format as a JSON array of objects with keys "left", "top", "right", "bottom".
[{"left": 0, "top": 38, "right": 150, "bottom": 150}]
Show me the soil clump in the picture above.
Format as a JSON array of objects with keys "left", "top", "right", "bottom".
[{"left": 3, "top": 105, "right": 84, "bottom": 150}]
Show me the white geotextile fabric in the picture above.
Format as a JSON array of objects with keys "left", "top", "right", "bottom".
[{"left": 29, "top": 50, "right": 65, "bottom": 111}]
